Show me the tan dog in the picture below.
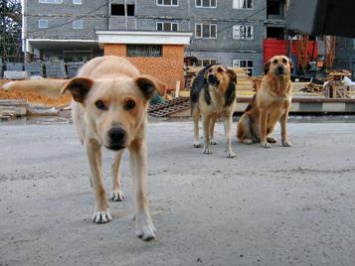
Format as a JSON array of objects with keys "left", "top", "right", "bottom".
[
  {"left": 237, "top": 55, "right": 293, "bottom": 148},
  {"left": 61, "top": 56, "right": 162, "bottom": 241},
  {"left": 0, "top": 56, "right": 162, "bottom": 240},
  {"left": 190, "top": 64, "right": 237, "bottom": 158}
]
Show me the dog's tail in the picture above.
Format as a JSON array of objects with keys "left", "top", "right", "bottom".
[{"left": 0, "top": 79, "right": 69, "bottom": 98}]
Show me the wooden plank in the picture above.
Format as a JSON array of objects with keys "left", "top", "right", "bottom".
[
  {"left": 0, "top": 106, "right": 27, "bottom": 116},
  {"left": 0, "top": 99, "right": 28, "bottom": 107}
]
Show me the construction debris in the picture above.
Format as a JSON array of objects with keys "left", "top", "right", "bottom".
[
  {"left": 299, "top": 70, "right": 355, "bottom": 98},
  {"left": 0, "top": 111, "right": 16, "bottom": 120},
  {"left": 300, "top": 82, "right": 323, "bottom": 93},
  {"left": 0, "top": 100, "right": 28, "bottom": 119},
  {"left": 148, "top": 97, "right": 190, "bottom": 117}
]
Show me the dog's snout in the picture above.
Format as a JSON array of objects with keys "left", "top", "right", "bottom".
[
  {"left": 276, "top": 66, "right": 285, "bottom": 75},
  {"left": 107, "top": 127, "right": 126, "bottom": 150},
  {"left": 208, "top": 74, "right": 219, "bottom": 85},
  {"left": 109, "top": 127, "right": 126, "bottom": 141}
]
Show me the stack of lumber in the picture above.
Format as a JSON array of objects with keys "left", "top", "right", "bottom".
[
  {"left": 300, "top": 83, "right": 323, "bottom": 93},
  {"left": 231, "top": 67, "right": 254, "bottom": 97},
  {"left": 0, "top": 100, "right": 28, "bottom": 120}
]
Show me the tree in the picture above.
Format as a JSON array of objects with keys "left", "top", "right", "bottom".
[{"left": 0, "top": 0, "right": 22, "bottom": 62}]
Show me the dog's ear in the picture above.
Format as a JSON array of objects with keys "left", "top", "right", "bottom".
[
  {"left": 226, "top": 69, "right": 237, "bottom": 83},
  {"left": 264, "top": 60, "right": 271, "bottom": 75},
  {"left": 144, "top": 76, "right": 167, "bottom": 96},
  {"left": 135, "top": 75, "right": 157, "bottom": 100},
  {"left": 289, "top": 58, "right": 294, "bottom": 73},
  {"left": 61, "top": 77, "right": 94, "bottom": 103}
]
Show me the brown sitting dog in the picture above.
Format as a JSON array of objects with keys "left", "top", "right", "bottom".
[
  {"left": 237, "top": 55, "right": 293, "bottom": 148},
  {"left": 190, "top": 64, "right": 237, "bottom": 158}
]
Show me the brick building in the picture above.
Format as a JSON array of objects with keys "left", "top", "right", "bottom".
[
  {"left": 97, "top": 30, "right": 192, "bottom": 90},
  {"left": 22, "top": 0, "right": 289, "bottom": 78}
]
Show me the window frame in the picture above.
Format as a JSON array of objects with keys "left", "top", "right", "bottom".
[
  {"left": 232, "top": 59, "right": 254, "bottom": 76},
  {"left": 195, "top": 23, "right": 217, "bottom": 39},
  {"left": 127, "top": 44, "right": 163, "bottom": 58},
  {"left": 233, "top": 25, "right": 254, "bottom": 40},
  {"left": 196, "top": 58, "right": 217, "bottom": 67},
  {"left": 233, "top": 0, "right": 253, "bottom": 9},
  {"left": 72, "top": 20, "right": 84, "bottom": 29},
  {"left": 38, "top": 19, "right": 49, "bottom": 28},
  {"left": 156, "top": 22, "right": 179, "bottom": 32},
  {"left": 195, "top": 0, "right": 217, "bottom": 8},
  {"left": 73, "top": 0, "right": 82, "bottom": 5},
  {"left": 39, "top": 0, "right": 63, "bottom": 4},
  {"left": 156, "top": 0, "right": 179, "bottom": 7}
]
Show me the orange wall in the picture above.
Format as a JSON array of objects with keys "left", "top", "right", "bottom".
[{"left": 104, "top": 44, "right": 185, "bottom": 91}]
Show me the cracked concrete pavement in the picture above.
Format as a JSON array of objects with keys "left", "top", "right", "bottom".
[{"left": 1, "top": 119, "right": 355, "bottom": 265}]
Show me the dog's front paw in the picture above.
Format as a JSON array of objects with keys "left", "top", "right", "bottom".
[
  {"left": 193, "top": 141, "right": 201, "bottom": 148},
  {"left": 111, "top": 190, "right": 124, "bottom": 201},
  {"left": 242, "top": 139, "right": 253, "bottom": 144},
  {"left": 227, "top": 151, "right": 236, "bottom": 158},
  {"left": 209, "top": 139, "right": 217, "bottom": 145},
  {"left": 203, "top": 148, "right": 213, "bottom": 154},
  {"left": 92, "top": 210, "right": 112, "bottom": 223},
  {"left": 267, "top": 137, "right": 277, "bottom": 143},
  {"left": 261, "top": 142, "right": 272, "bottom": 148},
  {"left": 135, "top": 215, "right": 156, "bottom": 241},
  {"left": 282, "top": 140, "right": 292, "bottom": 147}
]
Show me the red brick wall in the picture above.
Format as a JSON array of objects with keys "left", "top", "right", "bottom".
[{"left": 103, "top": 44, "right": 185, "bottom": 91}]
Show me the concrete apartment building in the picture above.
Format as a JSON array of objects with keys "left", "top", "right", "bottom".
[{"left": 22, "top": 0, "right": 289, "bottom": 77}]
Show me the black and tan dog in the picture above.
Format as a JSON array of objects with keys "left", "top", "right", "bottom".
[
  {"left": 237, "top": 55, "right": 293, "bottom": 148},
  {"left": 191, "top": 64, "right": 237, "bottom": 158}
]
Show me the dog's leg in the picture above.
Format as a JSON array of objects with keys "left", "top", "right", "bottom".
[
  {"left": 224, "top": 114, "right": 236, "bottom": 158},
  {"left": 280, "top": 111, "right": 292, "bottom": 147},
  {"left": 111, "top": 150, "right": 125, "bottom": 201},
  {"left": 259, "top": 109, "right": 272, "bottom": 148},
  {"left": 130, "top": 140, "right": 156, "bottom": 241},
  {"left": 209, "top": 116, "right": 218, "bottom": 145},
  {"left": 238, "top": 115, "right": 254, "bottom": 144},
  {"left": 86, "top": 141, "right": 112, "bottom": 223},
  {"left": 193, "top": 111, "right": 201, "bottom": 148},
  {"left": 202, "top": 116, "right": 213, "bottom": 154}
]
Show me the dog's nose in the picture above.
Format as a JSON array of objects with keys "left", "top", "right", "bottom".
[
  {"left": 107, "top": 127, "right": 126, "bottom": 150},
  {"left": 276, "top": 66, "right": 285, "bottom": 75},
  {"left": 208, "top": 75, "right": 219, "bottom": 85}
]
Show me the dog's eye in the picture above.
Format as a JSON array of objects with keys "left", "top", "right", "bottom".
[
  {"left": 217, "top": 67, "right": 224, "bottom": 73},
  {"left": 273, "top": 59, "right": 278, "bottom": 64},
  {"left": 125, "top": 99, "right": 136, "bottom": 110},
  {"left": 95, "top": 100, "right": 107, "bottom": 111},
  {"left": 282, "top": 58, "right": 288, "bottom": 64}
]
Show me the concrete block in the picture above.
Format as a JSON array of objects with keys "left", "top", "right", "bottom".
[{"left": 3, "top": 71, "right": 29, "bottom": 80}]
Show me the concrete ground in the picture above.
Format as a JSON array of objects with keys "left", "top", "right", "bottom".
[{"left": 1, "top": 118, "right": 355, "bottom": 266}]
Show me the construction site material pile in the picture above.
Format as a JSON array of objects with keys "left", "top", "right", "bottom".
[{"left": 148, "top": 97, "right": 190, "bottom": 117}]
